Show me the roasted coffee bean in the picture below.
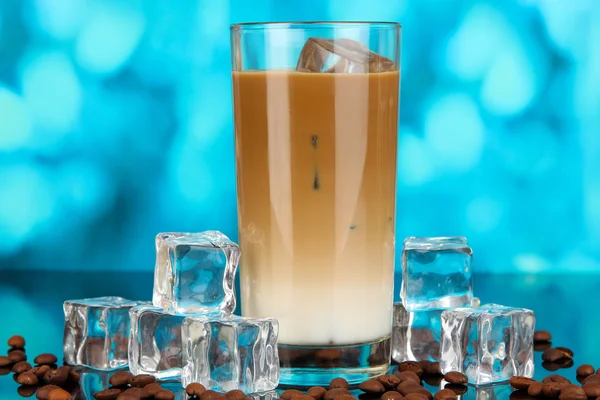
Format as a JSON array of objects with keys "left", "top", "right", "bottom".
[
  {"left": 8, "top": 335, "right": 26, "bottom": 349},
  {"left": 543, "top": 348, "right": 571, "bottom": 363},
  {"left": 17, "top": 372, "right": 39, "bottom": 385},
  {"left": 12, "top": 360, "right": 32, "bottom": 374},
  {"left": 444, "top": 372, "right": 468, "bottom": 385},
  {"left": 423, "top": 375, "right": 443, "bottom": 387},
  {"left": 8, "top": 350, "right": 27, "bottom": 363},
  {"left": 358, "top": 379, "right": 385, "bottom": 394},
  {"left": 558, "top": 385, "right": 586, "bottom": 400},
  {"left": 34, "top": 354, "right": 58, "bottom": 365},
  {"left": 584, "top": 375, "right": 600, "bottom": 385},
  {"left": 434, "top": 389, "right": 457, "bottom": 400},
  {"left": 334, "top": 396, "right": 356, "bottom": 400},
  {"left": 583, "top": 384, "right": 600, "bottom": 397},
  {"left": 555, "top": 347, "right": 574, "bottom": 358},
  {"left": 281, "top": 389, "right": 305, "bottom": 399},
  {"left": 116, "top": 392, "right": 138, "bottom": 400},
  {"left": 405, "top": 393, "right": 429, "bottom": 400},
  {"left": 156, "top": 390, "right": 176, "bottom": 400},
  {"left": 0, "top": 367, "right": 10, "bottom": 375},
  {"left": 36, "top": 385, "right": 61, "bottom": 400},
  {"left": 129, "top": 373, "right": 156, "bottom": 387},
  {"left": 543, "top": 375, "right": 571, "bottom": 385},
  {"left": 382, "top": 391, "right": 403, "bottom": 400},
  {"left": 18, "top": 384, "right": 38, "bottom": 398},
  {"left": 543, "top": 359, "right": 574, "bottom": 371},
  {"left": 426, "top": 362, "right": 441, "bottom": 376},
  {"left": 330, "top": 377, "right": 350, "bottom": 390},
  {"left": 597, "top": 368, "right": 600, "bottom": 374},
  {"left": 534, "top": 342, "right": 552, "bottom": 352},
  {"left": 141, "top": 383, "right": 162, "bottom": 398},
  {"left": 109, "top": 371, "right": 132, "bottom": 387},
  {"left": 394, "top": 371, "right": 421, "bottom": 384},
  {"left": 93, "top": 388, "right": 122, "bottom": 400},
  {"left": 201, "top": 390, "right": 227, "bottom": 400},
  {"left": 308, "top": 386, "right": 327, "bottom": 400},
  {"left": 32, "top": 365, "right": 51, "bottom": 379},
  {"left": 324, "top": 388, "right": 351, "bottom": 400},
  {"left": 67, "top": 369, "right": 80, "bottom": 383},
  {"left": 225, "top": 390, "right": 247, "bottom": 400},
  {"left": 528, "top": 382, "right": 544, "bottom": 396},
  {"left": 510, "top": 376, "right": 537, "bottom": 390},
  {"left": 0, "top": 356, "right": 11, "bottom": 367},
  {"left": 186, "top": 383, "right": 207, "bottom": 397},
  {"left": 542, "top": 382, "right": 565, "bottom": 398},
  {"left": 576, "top": 364, "right": 595, "bottom": 377},
  {"left": 377, "top": 374, "right": 401, "bottom": 389},
  {"left": 398, "top": 361, "right": 423, "bottom": 377},
  {"left": 45, "top": 366, "right": 70, "bottom": 386},
  {"left": 534, "top": 331, "right": 552, "bottom": 342},
  {"left": 48, "top": 388, "right": 72, "bottom": 400},
  {"left": 444, "top": 385, "right": 468, "bottom": 396},
  {"left": 418, "top": 361, "right": 431, "bottom": 372},
  {"left": 397, "top": 383, "right": 432, "bottom": 399}
]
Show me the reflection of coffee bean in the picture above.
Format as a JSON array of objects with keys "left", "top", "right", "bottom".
[
  {"left": 358, "top": 379, "right": 385, "bottom": 394},
  {"left": 8, "top": 350, "right": 27, "bottom": 363},
  {"left": 93, "top": 388, "right": 122, "bottom": 400},
  {"left": 534, "top": 342, "right": 552, "bottom": 352},
  {"left": 528, "top": 382, "right": 544, "bottom": 396},
  {"left": 329, "top": 378, "right": 350, "bottom": 390},
  {"left": 433, "top": 389, "right": 457, "bottom": 400},
  {"left": 0, "top": 356, "right": 11, "bottom": 367},
  {"left": 307, "top": 386, "right": 327, "bottom": 400},
  {"left": 36, "top": 385, "right": 61, "bottom": 400},
  {"left": 534, "top": 331, "right": 552, "bottom": 342},
  {"left": 509, "top": 376, "right": 537, "bottom": 390},
  {"left": 444, "top": 372, "right": 467, "bottom": 385},
  {"left": 376, "top": 375, "right": 400, "bottom": 390},
  {"left": 382, "top": 391, "right": 403, "bottom": 400},
  {"left": 8, "top": 335, "right": 26, "bottom": 349},
  {"left": 422, "top": 375, "right": 442, "bottom": 387},
  {"left": 398, "top": 361, "right": 423, "bottom": 377},
  {"left": 16, "top": 372, "right": 38, "bottom": 386},
  {"left": 17, "top": 384, "right": 37, "bottom": 397},
  {"left": 11, "top": 361, "right": 31, "bottom": 374},
  {"left": 315, "top": 349, "right": 341, "bottom": 361},
  {"left": 281, "top": 390, "right": 304, "bottom": 400},
  {"left": 426, "top": 362, "right": 441, "bottom": 376},
  {"left": 576, "top": 364, "right": 594, "bottom": 377},
  {"left": 542, "top": 359, "right": 574, "bottom": 371},
  {"left": 444, "top": 384, "right": 468, "bottom": 396}
]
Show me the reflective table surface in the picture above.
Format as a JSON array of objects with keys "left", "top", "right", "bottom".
[{"left": 0, "top": 271, "right": 598, "bottom": 399}]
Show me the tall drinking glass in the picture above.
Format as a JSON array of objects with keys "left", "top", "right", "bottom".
[{"left": 231, "top": 22, "right": 401, "bottom": 385}]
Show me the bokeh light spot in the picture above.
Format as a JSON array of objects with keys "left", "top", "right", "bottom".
[
  {"left": 465, "top": 197, "right": 503, "bottom": 233},
  {"left": 397, "top": 129, "right": 435, "bottom": 186},
  {"left": 31, "top": 0, "right": 87, "bottom": 40},
  {"left": 0, "top": 87, "right": 31, "bottom": 151}
]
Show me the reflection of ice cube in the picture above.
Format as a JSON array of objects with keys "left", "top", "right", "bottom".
[
  {"left": 129, "top": 305, "right": 187, "bottom": 380},
  {"left": 461, "top": 383, "right": 512, "bottom": 400},
  {"left": 182, "top": 315, "right": 279, "bottom": 393},
  {"left": 63, "top": 297, "right": 145, "bottom": 370},
  {"left": 153, "top": 231, "right": 240, "bottom": 314},
  {"left": 471, "top": 297, "right": 481, "bottom": 308},
  {"left": 392, "top": 303, "right": 443, "bottom": 362},
  {"left": 440, "top": 304, "right": 535, "bottom": 385},
  {"left": 296, "top": 37, "right": 395, "bottom": 73},
  {"left": 75, "top": 369, "right": 110, "bottom": 399},
  {"left": 401, "top": 237, "right": 473, "bottom": 311}
]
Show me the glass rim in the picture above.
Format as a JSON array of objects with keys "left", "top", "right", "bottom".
[{"left": 230, "top": 21, "right": 402, "bottom": 31}]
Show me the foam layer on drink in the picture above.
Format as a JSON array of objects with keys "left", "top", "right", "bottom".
[{"left": 233, "top": 70, "right": 399, "bottom": 345}]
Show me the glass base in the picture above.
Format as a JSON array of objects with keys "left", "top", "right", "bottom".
[{"left": 278, "top": 336, "right": 391, "bottom": 386}]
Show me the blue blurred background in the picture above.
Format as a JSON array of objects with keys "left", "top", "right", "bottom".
[{"left": 1, "top": 0, "right": 599, "bottom": 275}]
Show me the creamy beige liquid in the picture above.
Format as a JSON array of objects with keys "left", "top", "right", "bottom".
[{"left": 233, "top": 70, "right": 399, "bottom": 346}]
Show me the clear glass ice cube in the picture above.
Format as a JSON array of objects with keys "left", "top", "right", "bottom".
[
  {"left": 128, "top": 304, "right": 186, "bottom": 380},
  {"left": 182, "top": 315, "right": 280, "bottom": 393},
  {"left": 440, "top": 304, "right": 535, "bottom": 385},
  {"left": 400, "top": 236, "right": 473, "bottom": 311},
  {"left": 63, "top": 297, "right": 144, "bottom": 370},
  {"left": 153, "top": 231, "right": 240, "bottom": 314},
  {"left": 392, "top": 302, "right": 443, "bottom": 363}
]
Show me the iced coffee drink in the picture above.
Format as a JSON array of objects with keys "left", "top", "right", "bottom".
[{"left": 231, "top": 23, "right": 401, "bottom": 384}]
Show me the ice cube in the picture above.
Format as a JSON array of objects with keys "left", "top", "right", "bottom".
[
  {"left": 400, "top": 237, "right": 473, "bottom": 311},
  {"left": 153, "top": 231, "right": 240, "bottom": 314},
  {"left": 296, "top": 37, "right": 395, "bottom": 73},
  {"left": 392, "top": 302, "right": 443, "bottom": 363},
  {"left": 74, "top": 369, "right": 110, "bottom": 400},
  {"left": 461, "top": 384, "right": 512, "bottom": 400},
  {"left": 63, "top": 297, "right": 145, "bottom": 370},
  {"left": 440, "top": 304, "right": 535, "bottom": 385},
  {"left": 182, "top": 315, "right": 279, "bottom": 393},
  {"left": 129, "top": 305, "right": 188, "bottom": 380}
]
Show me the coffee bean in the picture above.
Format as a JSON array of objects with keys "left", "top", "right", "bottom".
[
  {"left": 307, "top": 386, "right": 327, "bottom": 400},
  {"left": 427, "top": 362, "right": 441, "bottom": 376},
  {"left": 34, "top": 354, "right": 58, "bottom": 365},
  {"left": 528, "top": 382, "right": 544, "bottom": 396},
  {"left": 444, "top": 385, "right": 468, "bottom": 396},
  {"left": 423, "top": 375, "right": 443, "bottom": 387},
  {"left": 542, "top": 382, "right": 565, "bottom": 398},
  {"left": 8, "top": 350, "right": 27, "bottom": 363},
  {"left": 324, "top": 388, "right": 351, "bottom": 400},
  {"left": 335, "top": 396, "right": 356, "bottom": 400},
  {"left": 509, "top": 390, "right": 536, "bottom": 400},
  {"left": 156, "top": 390, "right": 176, "bottom": 400},
  {"left": 434, "top": 389, "right": 457, "bottom": 400},
  {"left": 109, "top": 371, "right": 132, "bottom": 387},
  {"left": 597, "top": 368, "right": 600, "bottom": 374},
  {"left": 17, "top": 372, "right": 38, "bottom": 385},
  {"left": 543, "top": 375, "right": 571, "bottom": 385},
  {"left": 534, "top": 342, "right": 552, "bottom": 352},
  {"left": 377, "top": 375, "right": 401, "bottom": 390},
  {"left": 226, "top": 390, "right": 247, "bottom": 400},
  {"left": 18, "top": 384, "right": 38, "bottom": 398},
  {"left": 68, "top": 368, "right": 80, "bottom": 383},
  {"left": 12, "top": 361, "right": 32, "bottom": 374},
  {"left": 116, "top": 392, "right": 138, "bottom": 400},
  {"left": 510, "top": 376, "right": 537, "bottom": 390},
  {"left": 555, "top": 347, "right": 574, "bottom": 358},
  {"left": 32, "top": 365, "right": 51, "bottom": 379},
  {"left": 281, "top": 389, "right": 305, "bottom": 399},
  {"left": 0, "top": 356, "right": 11, "bottom": 367},
  {"left": 0, "top": 367, "right": 11, "bottom": 375},
  {"left": 405, "top": 393, "right": 429, "bottom": 400},
  {"left": 119, "top": 387, "right": 144, "bottom": 399},
  {"left": 584, "top": 384, "right": 600, "bottom": 397},
  {"left": 398, "top": 361, "right": 423, "bottom": 377},
  {"left": 382, "top": 391, "right": 403, "bottom": 400},
  {"left": 129, "top": 373, "right": 156, "bottom": 387},
  {"left": 418, "top": 361, "right": 431, "bottom": 372},
  {"left": 534, "top": 331, "right": 552, "bottom": 342},
  {"left": 543, "top": 348, "right": 571, "bottom": 363},
  {"left": 576, "top": 364, "right": 595, "bottom": 377},
  {"left": 585, "top": 376, "right": 600, "bottom": 385},
  {"left": 93, "top": 388, "right": 122, "bottom": 400},
  {"left": 8, "top": 335, "right": 26, "bottom": 349},
  {"left": 141, "top": 383, "right": 162, "bottom": 398},
  {"left": 558, "top": 385, "right": 586, "bottom": 400},
  {"left": 45, "top": 366, "right": 70, "bottom": 386},
  {"left": 186, "top": 383, "right": 207, "bottom": 397},
  {"left": 358, "top": 379, "right": 385, "bottom": 394},
  {"left": 543, "top": 359, "right": 574, "bottom": 371},
  {"left": 201, "top": 390, "right": 227, "bottom": 400},
  {"left": 394, "top": 371, "right": 421, "bottom": 384},
  {"left": 397, "top": 383, "right": 431, "bottom": 399},
  {"left": 36, "top": 385, "right": 61, "bottom": 400},
  {"left": 444, "top": 372, "right": 468, "bottom": 385},
  {"left": 47, "top": 388, "right": 72, "bottom": 400},
  {"left": 330, "top": 378, "right": 350, "bottom": 390}
]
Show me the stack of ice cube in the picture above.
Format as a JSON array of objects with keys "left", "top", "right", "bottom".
[{"left": 393, "top": 237, "right": 473, "bottom": 363}]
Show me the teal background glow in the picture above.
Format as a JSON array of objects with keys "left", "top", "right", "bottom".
[{"left": 1, "top": 0, "right": 599, "bottom": 274}]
